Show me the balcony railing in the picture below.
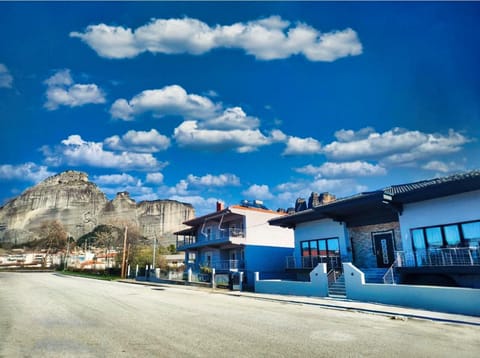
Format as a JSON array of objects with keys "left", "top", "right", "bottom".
[
  {"left": 286, "top": 255, "right": 341, "bottom": 270},
  {"left": 395, "top": 247, "right": 480, "bottom": 267},
  {"left": 176, "top": 228, "right": 245, "bottom": 249},
  {"left": 201, "top": 260, "right": 245, "bottom": 271}
]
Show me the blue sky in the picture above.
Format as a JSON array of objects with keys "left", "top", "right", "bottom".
[{"left": 1, "top": 1, "right": 479, "bottom": 216}]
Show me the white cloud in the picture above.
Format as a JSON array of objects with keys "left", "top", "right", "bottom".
[
  {"left": 295, "top": 161, "right": 386, "bottom": 178},
  {"left": 187, "top": 173, "right": 240, "bottom": 187},
  {"left": 93, "top": 173, "right": 139, "bottom": 186},
  {"left": 0, "top": 163, "right": 54, "bottom": 183},
  {"left": 421, "top": 160, "right": 465, "bottom": 174},
  {"left": 323, "top": 127, "right": 471, "bottom": 166},
  {"left": 283, "top": 136, "right": 322, "bottom": 155},
  {"left": 41, "top": 134, "right": 166, "bottom": 170},
  {"left": 110, "top": 85, "right": 219, "bottom": 121},
  {"left": 242, "top": 184, "right": 274, "bottom": 200},
  {"left": 168, "top": 195, "right": 219, "bottom": 216},
  {"left": 146, "top": 172, "right": 164, "bottom": 184},
  {"left": 104, "top": 129, "right": 170, "bottom": 153},
  {"left": 202, "top": 107, "right": 260, "bottom": 130},
  {"left": 44, "top": 69, "right": 105, "bottom": 110},
  {"left": 71, "top": 16, "right": 362, "bottom": 62},
  {"left": 173, "top": 120, "right": 276, "bottom": 153},
  {"left": 0, "top": 64, "right": 13, "bottom": 88}
]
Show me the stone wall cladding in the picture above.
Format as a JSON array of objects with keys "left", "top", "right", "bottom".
[{"left": 348, "top": 222, "right": 401, "bottom": 268}]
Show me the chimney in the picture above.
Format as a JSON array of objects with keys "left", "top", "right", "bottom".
[{"left": 216, "top": 201, "right": 225, "bottom": 212}]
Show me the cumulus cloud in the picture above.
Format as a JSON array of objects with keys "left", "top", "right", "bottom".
[
  {"left": 173, "top": 120, "right": 277, "bottom": 153},
  {"left": 323, "top": 127, "right": 471, "bottom": 166},
  {"left": 71, "top": 16, "right": 362, "bottom": 62},
  {"left": 146, "top": 172, "right": 164, "bottom": 184},
  {"left": 283, "top": 136, "right": 322, "bottom": 155},
  {"left": 242, "top": 184, "right": 274, "bottom": 200},
  {"left": 44, "top": 69, "right": 105, "bottom": 110},
  {"left": 93, "top": 173, "right": 140, "bottom": 186},
  {"left": 41, "top": 134, "right": 166, "bottom": 170},
  {"left": 110, "top": 84, "right": 219, "bottom": 121},
  {"left": 187, "top": 173, "right": 240, "bottom": 187},
  {"left": 421, "top": 160, "right": 465, "bottom": 174},
  {"left": 0, "top": 64, "right": 13, "bottom": 88},
  {"left": 202, "top": 107, "right": 260, "bottom": 130},
  {"left": 104, "top": 129, "right": 170, "bottom": 153},
  {"left": 295, "top": 161, "right": 386, "bottom": 178},
  {"left": 0, "top": 163, "right": 54, "bottom": 182}
]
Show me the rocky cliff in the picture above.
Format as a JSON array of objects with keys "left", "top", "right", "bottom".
[{"left": 0, "top": 171, "right": 195, "bottom": 246}]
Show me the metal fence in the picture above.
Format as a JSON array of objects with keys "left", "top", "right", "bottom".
[
  {"left": 395, "top": 247, "right": 480, "bottom": 267},
  {"left": 286, "top": 255, "right": 342, "bottom": 270}
]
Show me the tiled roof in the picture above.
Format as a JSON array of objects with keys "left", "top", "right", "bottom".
[{"left": 383, "top": 170, "right": 480, "bottom": 196}]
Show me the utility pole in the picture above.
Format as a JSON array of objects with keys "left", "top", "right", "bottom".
[
  {"left": 152, "top": 237, "right": 157, "bottom": 270},
  {"left": 121, "top": 226, "right": 128, "bottom": 279}
]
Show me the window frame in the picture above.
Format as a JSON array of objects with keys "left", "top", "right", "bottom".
[{"left": 410, "top": 219, "right": 480, "bottom": 251}]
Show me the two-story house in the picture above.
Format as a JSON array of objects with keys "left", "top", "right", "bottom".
[{"left": 175, "top": 201, "right": 294, "bottom": 289}]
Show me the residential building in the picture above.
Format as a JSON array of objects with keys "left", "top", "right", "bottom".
[
  {"left": 175, "top": 201, "right": 294, "bottom": 289},
  {"left": 269, "top": 170, "right": 480, "bottom": 287}
]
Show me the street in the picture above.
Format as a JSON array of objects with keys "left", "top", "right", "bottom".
[{"left": 1, "top": 272, "right": 479, "bottom": 357}]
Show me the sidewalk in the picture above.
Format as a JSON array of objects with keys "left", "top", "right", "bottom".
[{"left": 118, "top": 279, "right": 480, "bottom": 327}]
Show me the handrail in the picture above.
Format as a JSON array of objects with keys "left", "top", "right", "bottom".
[
  {"left": 382, "top": 260, "right": 397, "bottom": 284},
  {"left": 327, "top": 268, "right": 338, "bottom": 284}
]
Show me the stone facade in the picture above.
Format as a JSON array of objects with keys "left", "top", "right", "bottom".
[{"left": 348, "top": 222, "right": 402, "bottom": 268}]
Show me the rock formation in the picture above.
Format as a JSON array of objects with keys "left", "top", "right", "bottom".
[{"left": 0, "top": 171, "right": 195, "bottom": 246}]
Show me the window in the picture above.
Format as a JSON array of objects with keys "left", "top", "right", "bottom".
[
  {"left": 444, "top": 225, "right": 460, "bottom": 246},
  {"left": 300, "top": 238, "right": 340, "bottom": 258},
  {"left": 412, "top": 229, "right": 426, "bottom": 250},
  {"left": 462, "top": 222, "right": 480, "bottom": 247},
  {"left": 425, "top": 227, "right": 442, "bottom": 248},
  {"left": 411, "top": 220, "right": 480, "bottom": 250}
]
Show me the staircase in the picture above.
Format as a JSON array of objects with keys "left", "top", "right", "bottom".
[
  {"left": 361, "top": 268, "right": 388, "bottom": 283},
  {"left": 328, "top": 275, "right": 346, "bottom": 298}
]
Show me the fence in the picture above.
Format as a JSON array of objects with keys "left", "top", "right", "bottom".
[{"left": 395, "top": 247, "right": 480, "bottom": 267}]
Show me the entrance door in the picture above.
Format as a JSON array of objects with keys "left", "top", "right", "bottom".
[{"left": 373, "top": 232, "right": 395, "bottom": 268}]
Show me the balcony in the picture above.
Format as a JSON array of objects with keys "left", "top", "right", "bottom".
[
  {"left": 286, "top": 255, "right": 342, "bottom": 270},
  {"left": 395, "top": 247, "right": 480, "bottom": 267},
  {"left": 176, "top": 228, "right": 245, "bottom": 250},
  {"left": 206, "top": 259, "right": 245, "bottom": 271}
]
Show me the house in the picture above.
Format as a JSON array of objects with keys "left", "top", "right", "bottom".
[
  {"left": 175, "top": 201, "right": 294, "bottom": 289},
  {"left": 269, "top": 170, "right": 480, "bottom": 288}
]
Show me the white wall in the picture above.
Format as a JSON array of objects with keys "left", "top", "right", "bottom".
[
  {"left": 231, "top": 207, "right": 294, "bottom": 248},
  {"left": 293, "top": 218, "right": 349, "bottom": 260},
  {"left": 343, "top": 263, "right": 480, "bottom": 316},
  {"left": 399, "top": 190, "right": 480, "bottom": 253},
  {"left": 254, "top": 263, "right": 329, "bottom": 297}
]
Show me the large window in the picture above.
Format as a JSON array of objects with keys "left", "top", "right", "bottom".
[
  {"left": 411, "top": 220, "right": 480, "bottom": 250},
  {"left": 301, "top": 238, "right": 340, "bottom": 258}
]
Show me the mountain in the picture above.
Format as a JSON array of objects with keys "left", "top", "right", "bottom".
[{"left": 0, "top": 171, "right": 195, "bottom": 246}]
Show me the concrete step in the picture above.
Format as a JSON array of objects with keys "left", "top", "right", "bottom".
[{"left": 328, "top": 274, "right": 346, "bottom": 297}]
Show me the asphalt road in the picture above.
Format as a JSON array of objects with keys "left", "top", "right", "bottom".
[{"left": 1, "top": 272, "right": 479, "bottom": 357}]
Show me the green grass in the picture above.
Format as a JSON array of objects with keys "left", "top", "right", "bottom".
[{"left": 58, "top": 269, "right": 120, "bottom": 281}]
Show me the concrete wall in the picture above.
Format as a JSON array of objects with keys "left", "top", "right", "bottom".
[
  {"left": 244, "top": 245, "right": 294, "bottom": 286},
  {"left": 254, "top": 263, "right": 328, "bottom": 297},
  {"left": 399, "top": 190, "right": 480, "bottom": 253},
  {"left": 343, "top": 263, "right": 480, "bottom": 316},
  {"left": 293, "top": 218, "right": 349, "bottom": 262},
  {"left": 238, "top": 208, "right": 294, "bottom": 248},
  {"left": 348, "top": 222, "right": 401, "bottom": 268}
]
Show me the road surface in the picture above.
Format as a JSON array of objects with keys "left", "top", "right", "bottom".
[{"left": 1, "top": 272, "right": 479, "bottom": 357}]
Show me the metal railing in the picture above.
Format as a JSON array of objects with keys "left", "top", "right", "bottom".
[
  {"left": 286, "top": 255, "right": 342, "bottom": 270},
  {"left": 395, "top": 247, "right": 480, "bottom": 268},
  {"left": 176, "top": 228, "right": 245, "bottom": 248},
  {"left": 200, "top": 260, "right": 245, "bottom": 271},
  {"left": 382, "top": 261, "right": 397, "bottom": 284}
]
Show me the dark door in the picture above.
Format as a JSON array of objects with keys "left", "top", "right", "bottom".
[{"left": 373, "top": 233, "right": 395, "bottom": 268}]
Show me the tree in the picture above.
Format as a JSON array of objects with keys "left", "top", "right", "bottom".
[{"left": 38, "top": 220, "right": 68, "bottom": 252}]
